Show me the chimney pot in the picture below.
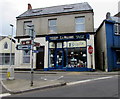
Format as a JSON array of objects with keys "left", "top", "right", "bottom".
[{"left": 28, "top": 3, "right": 32, "bottom": 10}]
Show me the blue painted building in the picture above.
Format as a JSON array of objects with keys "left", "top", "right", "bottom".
[{"left": 95, "top": 12, "right": 120, "bottom": 72}]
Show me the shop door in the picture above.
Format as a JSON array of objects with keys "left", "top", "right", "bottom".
[
  {"left": 36, "top": 46, "right": 44, "bottom": 69},
  {"left": 55, "top": 49, "right": 64, "bottom": 69}
]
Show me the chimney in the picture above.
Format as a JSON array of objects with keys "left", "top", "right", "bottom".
[
  {"left": 106, "top": 12, "right": 111, "bottom": 20},
  {"left": 28, "top": 3, "right": 32, "bottom": 10}
]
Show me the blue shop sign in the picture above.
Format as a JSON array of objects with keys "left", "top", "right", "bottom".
[{"left": 46, "top": 33, "right": 89, "bottom": 41}]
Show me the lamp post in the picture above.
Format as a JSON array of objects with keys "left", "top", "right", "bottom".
[{"left": 7, "top": 24, "right": 14, "bottom": 80}]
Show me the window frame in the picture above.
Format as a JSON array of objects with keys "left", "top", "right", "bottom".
[
  {"left": 23, "top": 21, "right": 32, "bottom": 35},
  {"left": 22, "top": 51, "right": 30, "bottom": 63},
  {"left": 48, "top": 19, "right": 57, "bottom": 33},
  {"left": 114, "top": 23, "right": 120, "bottom": 35},
  {"left": 75, "top": 17, "right": 85, "bottom": 32}
]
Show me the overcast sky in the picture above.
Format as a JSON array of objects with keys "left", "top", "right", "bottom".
[{"left": 0, "top": 0, "right": 119, "bottom": 36}]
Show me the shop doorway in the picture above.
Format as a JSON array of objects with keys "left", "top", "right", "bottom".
[
  {"left": 55, "top": 49, "right": 64, "bottom": 69},
  {"left": 36, "top": 46, "right": 44, "bottom": 69}
]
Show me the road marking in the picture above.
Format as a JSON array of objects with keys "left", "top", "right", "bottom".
[
  {"left": 0, "top": 93, "right": 11, "bottom": 97},
  {"left": 67, "top": 76, "right": 117, "bottom": 86}
]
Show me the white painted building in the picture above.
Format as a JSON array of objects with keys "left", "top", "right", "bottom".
[{"left": 15, "top": 2, "right": 95, "bottom": 71}]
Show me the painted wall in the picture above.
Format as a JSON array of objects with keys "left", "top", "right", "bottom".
[
  {"left": 95, "top": 22, "right": 108, "bottom": 71},
  {"left": 16, "top": 13, "right": 94, "bottom": 36},
  {"left": 15, "top": 37, "right": 48, "bottom": 69},
  {"left": 0, "top": 37, "right": 15, "bottom": 69}
]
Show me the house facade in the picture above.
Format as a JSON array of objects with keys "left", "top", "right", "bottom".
[
  {"left": 15, "top": 2, "right": 95, "bottom": 71},
  {"left": 95, "top": 12, "right": 120, "bottom": 72},
  {"left": 0, "top": 36, "right": 15, "bottom": 69}
]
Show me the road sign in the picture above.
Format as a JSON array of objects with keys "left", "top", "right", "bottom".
[
  {"left": 32, "top": 50, "right": 39, "bottom": 53},
  {"left": 16, "top": 44, "right": 31, "bottom": 50},
  {"left": 21, "top": 40, "right": 32, "bottom": 45},
  {"left": 34, "top": 42, "right": 40, "bottom": 47},
  {"left": 88, "top": 46, "right": 93, "bottom": 54}
]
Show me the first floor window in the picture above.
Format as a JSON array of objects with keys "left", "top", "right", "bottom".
[
  {"left": 48, "top": 19, "right": 57, "bottom": 33},
  {"left": 114, "top": 24, "right": 120, "bottom": 34},
  {"left": 0, "top": 53, "right": 14, "bottom": 65},
  {"left": 116, "top": 50, "right": 120, "bottom": 64},
  {"left": 23, "top": 51, "right": 30, "bottom": 63}
]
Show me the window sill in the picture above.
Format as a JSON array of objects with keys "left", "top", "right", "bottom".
[{"left": 114, "top": 33, "right": 120, "bottom": 36}]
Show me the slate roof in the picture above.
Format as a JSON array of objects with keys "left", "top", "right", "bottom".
[{"left": 17, "top": 2, "right": 93, "bottom": 19}]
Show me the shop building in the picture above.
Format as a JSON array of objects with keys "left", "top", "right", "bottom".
[{"left": 15, "top": 2, "right": 95, "bottom": 71}]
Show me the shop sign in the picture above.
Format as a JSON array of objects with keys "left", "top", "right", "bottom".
[
  {"left": 64, "top": 41, "right": 86, "bottom": 48},
  {"left": 46, "top": 34, "right": 89, "bottom": 41}
]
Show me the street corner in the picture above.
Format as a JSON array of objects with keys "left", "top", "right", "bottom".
[{"left": 1, "top": 78, "right": 66, "bottom": 94}]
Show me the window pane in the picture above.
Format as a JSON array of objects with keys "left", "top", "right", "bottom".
[
  {"left": 23, "top": 51, "right": 30, "bottom": 63},
  {"left": 4, "top": 42, "right": 8, "bottom": 49},
  {"left": 49, "top": 20, "right": 56, "bottom": 26},
  {"left": 24, "top": 21, "right": 32, "bottom": 35},
  {"left": 76, "top": 17, "right": 85, "bottom": 24},
  {"left": 49, "top": 26, "right": 57, "bottom": 33},
  {"left": 76, "top": 24, "right": 85, "bottom": 32},
  {"left": 75, "top": 17, "right": 85, "bottom": 32}
]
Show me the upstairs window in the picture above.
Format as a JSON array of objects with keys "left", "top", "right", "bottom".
[
  {"left": 24, "top": 21, "right": 32, "bottom": 35},
  {"left": 48, "top": 19, "right": 57, "bottom": 33},
  {"left": 4, "top": 42, "right": 8, "bottom": 49},
  {"left": 114, "top": 23, "right": 120, "bottom": 35},
  {"left": 75, "top": 17, "right": 85, "bottom": 32}
]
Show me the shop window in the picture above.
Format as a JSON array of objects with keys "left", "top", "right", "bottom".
[
  {"left": 116, "top": 50, "right": 120, "bottom": 64},
  {"left": 75, "top": 17, "right": 85, "bottom": 32},
  {"left": 24, "top": 21, "right": 32, "bottom": 35},
  {"left": 114, "top": 24, "right": 120, "bottom": 35},
  {"left": 4, "top": 42, "right": 8, "bottom": 49},
  {"left": 49, "top": 49, "right": 55, "bottom": 67},
  {"left": 66, "top": 48, "right": 87, "bottom": 68},
  {"left": 48, "top": 19, "right": 57, "bottom": 33},
  {"left": 23, "top": 51, "right": 30, "bottom": 63}
]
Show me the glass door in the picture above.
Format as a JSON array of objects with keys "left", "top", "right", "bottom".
[{"left": 55, "top": 49, "right": 64, "bottom": 69}]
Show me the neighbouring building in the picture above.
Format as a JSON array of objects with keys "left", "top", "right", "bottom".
[
  {"left": 95, "top": 12, "right": 120, "bottom": 72},
  {"left": 15, "top": 2, "right": 95, "bottom": 71},
  {"left": 0, "top": 36, "right": 15, "bottom": 69}
]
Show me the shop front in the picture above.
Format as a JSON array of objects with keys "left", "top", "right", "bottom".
[{"left": 46, "top": 33, "right": 94, "bottom": 71}]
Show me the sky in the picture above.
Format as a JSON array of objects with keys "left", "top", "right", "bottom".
[{"left": 0, "top": 0, "right": 119, "bottom": 36}]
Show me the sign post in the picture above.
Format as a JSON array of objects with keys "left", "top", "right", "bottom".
[{"left": 88, "top": 46, "right": 93, "bottom": 69}]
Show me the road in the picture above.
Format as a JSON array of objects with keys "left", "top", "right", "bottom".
[{"left": 5, "top": 74, "right": 119, "bottom": 98}]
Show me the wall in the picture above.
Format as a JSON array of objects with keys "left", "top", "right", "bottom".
[
  {"left": 95, "top": 22, "right": 108, "bottom": 71},
  {"left": 0, "top": 37, "right": 15, "bottom": 69},
  {"left": 16, "top": 13, "right": 94, "bottom": 36},
  {"left": 15, "top": 37, "right": 48, "bottom": 69}
]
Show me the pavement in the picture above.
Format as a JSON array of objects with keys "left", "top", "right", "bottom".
[{"left": 0, "top": 70, "right": 119, "bottom": 94}]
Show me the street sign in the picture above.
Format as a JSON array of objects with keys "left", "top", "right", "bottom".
[
  {"left": 34, "top": 42, "right": 40, "bottom": 47},
  {"left": 21, "top": 40, "right": 32, "bottom": 45},
  {"left": 88, "top": 46, "right": 93, "bottom": 54},
  {"left": 32, "top": 50, "right": 39, "bottom": 53},
  {"left": 16, "top": 44, "right": 31, "bottom": 50}
]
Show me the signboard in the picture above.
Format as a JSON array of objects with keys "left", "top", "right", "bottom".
[
  {"left": 46, "top": 34, "right": 90, "bottom": 41},
  {"left": 16, "top": 44, "right": 31, "bottom": 50},
  {"left": 63, "top": 41, "right": 86, "bottom": 48},
  {"left": 34, "top": 42, "right": 40, "bottom": 47},
  {"left": 21, "top": 40, "right": 32, "bottom": 45},
  {"left": 88, "top": 46, "right": 93, "bottom": 54}
]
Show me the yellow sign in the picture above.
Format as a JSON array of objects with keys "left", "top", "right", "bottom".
[{"left": 64, "top": 41, "right": 86, "bottom": 48}]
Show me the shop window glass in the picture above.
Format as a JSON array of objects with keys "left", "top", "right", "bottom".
[
  {"left": 116, "top": 50, "right": 120, "bottom": 64},
  {"left": 48, "top": 19, "right": 57, "bottom": 33},
  {"left": 49, "top": 49, "right": 55, "bottom": 67},
  {"left": 75, "top": 17, "right": 85, "bottom": 32},
  {"left": 66, "top": 48, "right": 87, "bottom": 68},
  {"left": 23, "top": 51, "right": 30, "bottom": 63}
]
